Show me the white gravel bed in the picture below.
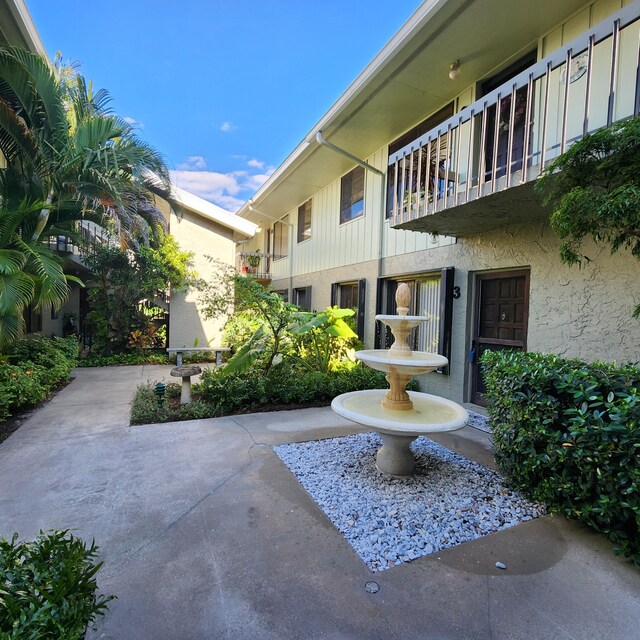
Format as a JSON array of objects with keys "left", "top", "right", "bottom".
[
  {"left": 467, "top": 410, "right": 491, "bottom": 433},
  {"left": 274, "top": 433, "right": 545, "bottom": 572}
]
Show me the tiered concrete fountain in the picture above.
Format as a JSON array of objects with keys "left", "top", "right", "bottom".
[{"left": 331, "top": 283, "right": 469, "bottom": 477}]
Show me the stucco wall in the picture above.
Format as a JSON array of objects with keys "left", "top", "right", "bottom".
[
  {"left": 168, "top": 209, "right": 236, "bottom": 348},
  {"left": 384, "top": 223, "right": 640, "bottom": 403}
]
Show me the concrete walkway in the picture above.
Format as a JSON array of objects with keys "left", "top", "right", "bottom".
[{"left": 0, "top": 365, "right": 639, "bottom": 639}]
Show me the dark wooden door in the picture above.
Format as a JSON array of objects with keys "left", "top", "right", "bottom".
[{"left": 471, "top": 270, "right": 530, "bottom": 405}]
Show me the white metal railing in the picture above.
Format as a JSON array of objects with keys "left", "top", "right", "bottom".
[
  {"left": 389, "top": 2, "right": 640, "bottom": 227},
  {"left": 45, "top": 220, "right": 116, "bottom": 254},
  {"left": 238, "top": 251, "right": 271, "bottom": 279}
]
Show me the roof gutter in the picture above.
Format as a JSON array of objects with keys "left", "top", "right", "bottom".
[{"left": 314, "top": 132, "right": 384, "bottom": 177}]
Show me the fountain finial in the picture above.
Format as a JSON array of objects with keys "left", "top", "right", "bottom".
[{"left": 396, "top": 282, "right": 410, "bottom": 316}]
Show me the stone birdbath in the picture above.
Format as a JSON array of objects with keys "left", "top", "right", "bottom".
[
  {"left": 170, "top": 365, "right": 202, "bottom": 405},
  {"left": 331, "top": 283, "right": 468, "bottom": 477}
]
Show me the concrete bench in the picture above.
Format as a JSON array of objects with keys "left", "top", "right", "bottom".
[{"left": 166, "top": 347, "right": 230, "bottom": 367}]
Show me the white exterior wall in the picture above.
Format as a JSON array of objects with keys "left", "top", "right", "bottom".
[{"left": 168, "top": 208, "right": 236, "bottom": 348}]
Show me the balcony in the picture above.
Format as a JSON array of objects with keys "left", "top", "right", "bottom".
[
  {"left": 45, "top": 220, "right": 116, "bottom": 256},
  {"left": 238, "top": 251, "right": 271, "bottom": 283},
  {"left": 389, "top": 4, "right": 640, "bottom": 236}
]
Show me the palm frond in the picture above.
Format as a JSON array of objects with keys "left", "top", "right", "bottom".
[
  {"left": 0, "top": 249, "right": 26, "bottom": 274},
  {"left": 0, "top": 308, "right": 24, "bottom": 349},
  {"left": 15, "top": 236, "right": 70, "bottom": 309},
  {"left": 0, "top": 269, "right": 34, "bottom": 312}
]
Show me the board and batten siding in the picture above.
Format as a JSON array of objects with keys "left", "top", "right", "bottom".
[{"left": 270, "top": 147, "right": 455, "bottom": 280}]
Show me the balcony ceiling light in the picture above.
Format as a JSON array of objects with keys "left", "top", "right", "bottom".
[{"left": 448, "top": 60, "right": 461, "bottom": 80}]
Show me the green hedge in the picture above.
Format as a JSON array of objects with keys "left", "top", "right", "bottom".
[
  {"left": 1, "top": 337, "right": 78, "bottom": 423},
  {"left": 0, "top": 530, "right": 114, "bottom": 639},
  {"left": 130, "top": 363, "right": 414, "bottom": 425},
  {"left": 482, "top": 350, "right": 640, "bottom": 564},
  {"left": 77, "top": 349, "right": 221, "bottom": 368}
]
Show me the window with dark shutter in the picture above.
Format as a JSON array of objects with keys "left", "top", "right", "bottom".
[
  {"left": 297, "top": 200, "right": 312, "bottom": 243},
  {"left": 293, "top": 286, "right": 312, "bottom": 311},
  {"left": 272, "top": 216, "right": 289, "bottom": 259},
  {"left": 340, "top": 166, "right": 365, "bottom": 224}
]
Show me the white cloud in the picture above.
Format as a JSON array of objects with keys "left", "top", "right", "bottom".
[
  {"left": 123, "top": 116, "right": 144, "bottom": 128},
  {"left": 247, "top": 158, "right": 264, "bottom": 169},
  {"left": 220, "top": 121, "right": 237, "bottom": 133},
  {"left": 171, "top": 157, "right": 275, "bottom": 212},
  {"left": 171, "top": 169, "right": 246, "bottom": 211},
  {"left": 178, "top": 155, "right": 207, "bottom": 170}
]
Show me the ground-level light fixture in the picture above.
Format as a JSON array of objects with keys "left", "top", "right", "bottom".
[{"left": 154, "top": 381, "right": 166, "bottom": 406}]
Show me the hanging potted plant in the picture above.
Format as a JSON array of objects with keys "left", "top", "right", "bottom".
[{"left": 243, "top": 253, "right": 262, "bottom": 274}]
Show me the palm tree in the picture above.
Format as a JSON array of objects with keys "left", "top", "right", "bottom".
[{"left": 0, "top": 47, "right": 176, "bottom": 347}]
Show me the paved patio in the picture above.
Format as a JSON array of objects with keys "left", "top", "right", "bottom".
[{"left": 0, "top": 365, "right": 639, "bottom": 639}]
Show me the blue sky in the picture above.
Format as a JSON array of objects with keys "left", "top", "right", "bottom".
[{"left": 28, "top": 0, "right": 420, "bottom": 211}]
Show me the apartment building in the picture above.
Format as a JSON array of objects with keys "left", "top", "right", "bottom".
[{"left": 237, "top": 0, "right": 640, "bottom": 406}]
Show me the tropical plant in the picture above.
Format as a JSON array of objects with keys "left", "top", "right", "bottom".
[
  {"left": 289, "top": 307, "right": 359, "bottom": 373},
  {"left": 536, "top": 116, "right": 640, "bottom": 317},
  {"left": 84, "top": 235, "right": 194, "bottom": 354},
  {"left": 0, "top": 530, "right": 114, "bottom": 638},
  {"left": 0, "top": 47, "right": 177, "bottom": 347}
]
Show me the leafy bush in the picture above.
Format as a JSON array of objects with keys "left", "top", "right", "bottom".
[
  {"left": 130, "top": 362, "right": 409, "bottom": 425},
  {"left": 482, "top": 350, "right": 640, "bottom": 564},
  {"left": 0, "top": 337, "right": 78, "bottom": 422},
  {"left": 78, "top": 350, "right": 169, "bottom": 368},
  {"left": 78, "top": 349, "right": 221, "bottom": 368},
  {"left": 0, "top": 530, "right": 114, "bottom": 639}
]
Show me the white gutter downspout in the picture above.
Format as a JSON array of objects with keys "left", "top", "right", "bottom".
[
  {"left": 248, "top": 202, "right": 294, "bottom": 297},
  {"left": 315, "top": 132, "right": 387, "bottom": 279}
]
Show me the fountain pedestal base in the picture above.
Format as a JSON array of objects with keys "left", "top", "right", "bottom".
[{"left": 376, "top": 433, "right": 417, "bottom": 477}]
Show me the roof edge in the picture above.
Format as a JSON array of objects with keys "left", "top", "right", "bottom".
[
  {"left": 237, "top": 0, "right": 450, "bottom": 218},
  {"left": 171, "top": 187, "right": 257, "bottom": 238}
]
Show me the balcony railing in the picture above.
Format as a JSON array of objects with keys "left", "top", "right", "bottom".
[
  {"left": 389, "top": 3, "right": 640, "bottom": 232},
  {"left": 45, "top": 220, "right": 116, "bottom": 254},
  {"left": 238, "top": 251, "right": 271, "bottom": 280}
]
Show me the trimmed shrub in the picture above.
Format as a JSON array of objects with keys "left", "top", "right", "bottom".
[
  {"left": 0, "top": 530, "right": 114, "bottom": 638},
  {"left": 0, "top": 337, "right": 78, "bottom": 423},
  {"left": 130, "top": 362, "right": 413, "bottom": 425},
  {"left": 482, "top": 350, "right": 640, "bottom": 564},
  {"left": 77, "top": 349, "right": 221, "bottom": 368}
]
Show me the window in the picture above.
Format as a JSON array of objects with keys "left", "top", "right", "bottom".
[
  {"left": 386, "top": 103, "right": 454, "bottom": 218},
  {"left": 340, "top": 166, "right": 365, "bottom": 224},
  {"left": 297, "top": 200, "right": 312, "bottom": 243},
  {"left": 23, "top": 304, "right": 42, "bottom": 334},
  {"left": 293, "top": 286, "right": 312, "bottom": 311},
  {"left": 272, "top": 216, "right": 289, "bottom": 260},
  {"left": 375, "top": 268, "right": 455, "bottom": 374},
  {"left": 331, "top": 279, "right": 366, "bottom": 339}
]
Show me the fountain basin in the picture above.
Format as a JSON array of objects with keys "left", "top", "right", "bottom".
[
  {"left": 355, "top": 349, "right": 448, "bottom": 375},
  {"left": 332, "top": 390, "right": 468, "bottom": 477},
  {"left": 332, "top": 390, "right": 468, "bottom": 436}
]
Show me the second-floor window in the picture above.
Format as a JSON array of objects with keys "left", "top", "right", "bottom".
[
  {"left": 272, "top": 216, "right": 289, "bottom": 260},
  {"left": 340, "top": 166, "right": 365, "bottom": 224},
  {"left": 297, "top": 200, "right": 312, "bottom": 243}
]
